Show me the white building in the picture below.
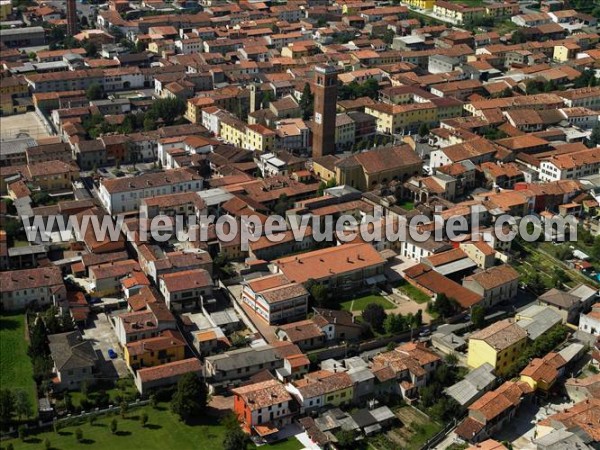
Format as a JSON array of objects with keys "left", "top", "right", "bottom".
[
  {"left": 98, "top": 168, "right": 203, "bottom": 214},
  {"left": 539, "top": 148, "right": 600, "bottom": 182},
  {"left": 579, "top": 304, "right": 600, "bottom": 336}
]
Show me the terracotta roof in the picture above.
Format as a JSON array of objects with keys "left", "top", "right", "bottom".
[
  {"left": 469, "top": 319, "right": 527, "bottom": 351},
  {"left": 403, "top": 263, "right": 482, "bottom": 309},
  {"left": 232, "top": 378, "right": 292, "bottom": 410},
  {"left": 463, "top": 265, "right": 519, "bottom": 290},
  {"left": 137, "top": 358, "right": 202, "bottom": 382},
  {"left": 274, "top": 243, "right": 385, "bottom": 284},
  {"left": 160, "top": 268, "right": 212, "bottom": 292}
]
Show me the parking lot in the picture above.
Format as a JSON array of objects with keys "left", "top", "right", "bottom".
[{"left": 83, "top": 312, "right": 129, "bottom": 379}]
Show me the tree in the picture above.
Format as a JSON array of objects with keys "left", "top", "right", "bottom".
[
  {"left": 413, "top": 309, "right": 423, "bottom": 328},
  {"left": 362, "top": 303, "right": 387, "bottom": 332},
  {"left": 86, "top": 82, "right": 104, "bottom": 101},
  {"left": 588, "top": 122, "right": 600, "bottom": 148},
  {"left": 44, "top": 438, "right": 51, "bottom": 450},
  {"left": 143, "top": 116, "right": 157, "bottom": 131},
  {"left": 14, "top": 390, "right": 32, "bottom": 419},
  {"left": 223, "top": 428, "right": 248, "bottom": 450},
  {"left": 0, "top": 389, "right": 15, "bottom": 423},
  {"left": 18, "top": 425, "right": 26, "bottom": 441},
  {"left": 82, "top": 39, "right": 98, "bottom": 57},
  {"left": 471, "top": 305, "right": 486, "bottom": 329},
  {"left": 309, "top": 283, "right": 330, "bottom": 308},
  {"left": 444, "top": 352, "right": 459, "bottom": 367},
  {"left": 75, "top": 428, "right": 83, "bottom": 442},
  {"left": 335, "top": 429, "right": 357, "bottom": 449},
  {"left": 149, "top": 394, "right": 158, "bottom": 409},
  {"left": 418, "top": 123, "right": 430, "bottom": 137},
  {"left": 120, "top": 401, "right": 128, "bottom": 418},
  {"left": 431, "top": 293, "right": 458, "bottom": 318},
  {"left": 110, "top": 418, "right": 118, "bottom": 434},
  {"left": 384, "top": 313, "right": 407, "bottom": 334},
  {"left": 171, "top": 373, "right": 207, "bottom": 422},
  {"left": 140, "top": 411, "right": 148, "bottom": 427},
  {"left": 273, "top": 193, "right": 291, "bottom": 217},
  {"left": 299, "top": 82, "right": 314, "bottom": 120}
]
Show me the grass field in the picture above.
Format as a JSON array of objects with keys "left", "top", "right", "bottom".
[
  {"left": 397, "top": 283, "right": 430, "bottom": 304},
  {"left": 340, "top": 294, "right": 395, "bottom": 312},
  {"left": 0, "top": 313, "right": 37, "bottom": 416},
  {"left": 5, "top": 405, "right": 304, "bottom": 450}
]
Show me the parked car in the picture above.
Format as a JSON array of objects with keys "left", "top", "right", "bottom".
[{"left": 107, "top": 349, "right": 117, "bottom": 359}]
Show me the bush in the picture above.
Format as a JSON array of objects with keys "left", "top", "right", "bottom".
[
  {"left": 75, "top": 428, "right": 83, "bottom": 442},
  {"left": 110, "top": 418, "right": 118, "bottom": 434}
]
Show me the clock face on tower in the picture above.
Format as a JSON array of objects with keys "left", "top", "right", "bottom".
[{"left": 315, "top": 112, "right": 322, "bottom": 124}]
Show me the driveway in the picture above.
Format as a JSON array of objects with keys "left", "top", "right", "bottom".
[{"left": 83, "top": 312, "right": 129, "bottom": 379}]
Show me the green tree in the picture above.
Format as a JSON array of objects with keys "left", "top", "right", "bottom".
[
  {"left": 334, "top": 429, "right": 357, "bottom": 449},
  {"left": 149, "top": 394, "right": 158, "bottom": 409},
  {"left": 18, "top": 425, "right": 26, "bottom": 441},
  {"left": 418, "top": 123, "right": 430, "bottom": 137},
  {"left": 44, "top": 438, "right": 51, "bottom": 450},
  {"left": 82, "top": 39, "right": 98, "bottom": 57},
  {"left": 75, "top": 428, "right": 83, "bottom": 442},
  {"left": 110, "top": 418, "right": 118, "bottom": 434},
  {"left": 299, "top": 82, "right": 314, "bottom": 120},
  {"left": 223, "top": 427, "right": 248, "bottom": 450},
  {"left": 362, "top": 303, "right": 387, "bottom": 332},
  {"left": 444, "top": 352, "right": 459, "bottom": 367},
  {"left": 588, "top": 122, "right": 600, "bottom": 148},
  {"left": 86, "top": 82, "right": 104, "bottom": 101},
  {"left": 273, "top": 193, "right": 292, "bottom": 217},
  {"left": 140, "top": 411, "right": 148, "bottom": 427},
  {"left": 171, "top": 372, "right": 207, "bottom": 422},
  {"left": 471, "top": 305, "right": 486, "bottom": 329},
  {"left": 14, "top": 390, "right": 32, "bottom": 419},
  {"left": 120, "top": 401, "right": 128, "bottom": 418},
  {"left": 431, "top": 293, "right": 458, "bottom": 318},
  {"left": 309, "top": 283, "right": 330, "bottom": 308},
  {"left": 0, "top": 389, "right": 15, "bottom": 423}
]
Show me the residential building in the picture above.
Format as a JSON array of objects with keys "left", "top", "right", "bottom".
[
  {"left": 48, "top": 330, "right": 98, "bottom": 391},
  {"left": 467, "top": 319, "right": 528, "bottom": 376},
  {"left": 273, "top": 243, "right": 386, "bottom": 293},
  {"left": 98, "top": 168, "right": 203, "bottom": 214},
  {"left": 537, "top": 284, "right": 597, "bottom": 324},
  {"left": 579, "top": 303, "right": 600, "bottom": 336},
  {"left": 124, "top": 330, "right": 187, "bottom": 371},
  {"left": 158, "top": 268, "right": 213, "bottom": 311},
  {"left": 135, "top": 358, "right": 202, "bottom": 395},
  {"left": 233, "top": 379, "right": 293, "bottom": 435},
  {"left": 241, "top": 273, "right": 309, "bottom": 325},
  {"left": 456, "top": 380, "right": 533, "bottom": 443},
  {"left": 286, "top": 370, "right": 354, "bottom": 414},
  {"left": 462, "top": 265, "right": 520, "bottom": 308},
  {"left": 0, "top": 267, "right": 66, "bottom": 311}
]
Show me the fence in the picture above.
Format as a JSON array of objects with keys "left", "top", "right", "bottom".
[{"left": 0, "top": 399, "right": 150, "bottom": 441}]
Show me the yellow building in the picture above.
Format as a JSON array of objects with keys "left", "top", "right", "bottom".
[
  {"left": 433, "top": 2, "right": 485, "bottom": 25},
  {"left": 124, "top": 331, "right": 186, "bottom": 371},
  {"left": 553, "top": 43, "right": 580, "bottom": 63},
  {"left": 520, "top": 352, "right": 566, "bottom": 393},
  {"left": 365, "top": 102, "right": 437, "bottom": 134},
  {"left": 312, "top": 155, "right": 339, "bottom": 183},
  {"left": 186, "top": 97, "right": 215, "bottom": 124},
  {"left": 219, "top": 116, "right": 246, "bottom": 148},
  {"left": 0, "top": 0, "right": 11, "bottom": 21},
  {"left": 244, "top": 123, "right": 275, "bottom": 152},
  {"left": 0, "top": 76, "right": 29, "bottom": 97},
  {"left": 467, "top": 319, "right": 528, "bottom": 376},
  {"left": 403, "top": 0, "right": 435, "bottom": 10}
]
